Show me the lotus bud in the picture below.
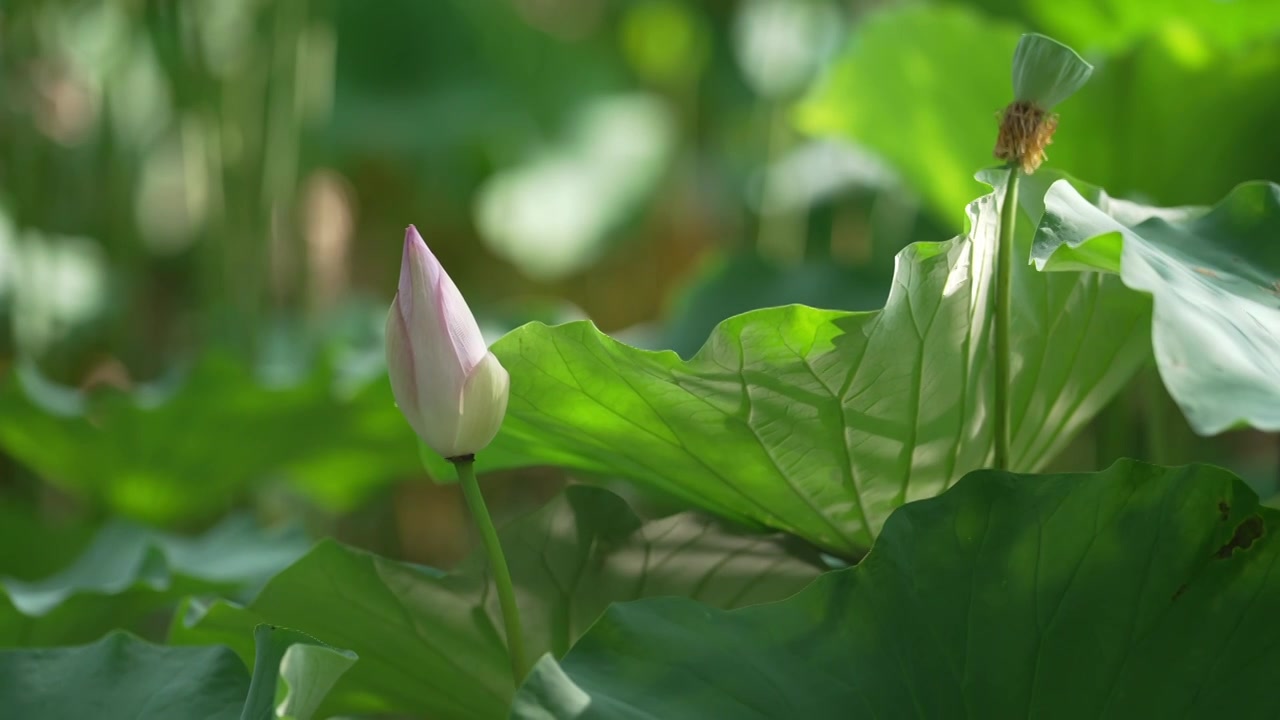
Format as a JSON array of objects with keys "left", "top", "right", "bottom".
[
  {"left": 385, "top": 226, "right": 510, "bottom": 459},
  {"left": 994, "top": 33, "right": 1093, "bottom": 173}
]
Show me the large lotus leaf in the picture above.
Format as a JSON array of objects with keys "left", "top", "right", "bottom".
[
  {"left": 0, "top": 514, "right": 308, "bottom": 646},
  {"left": 426, "top": 169, "right": 1149, "bottom": 556},
  {"left": 797, "top": 5, "right": 1280, "bottom": 227},
  {"left": 1032, "top": 180, "right": 1280, "bottom": 435},
  {"left": 971, "top": 0, "right": 1280, "bottom": 53},
  {"left": 170, "top": 485, "right": 819, "bottom": 720},
  {"left": 796, "top": 6, "right": 1016, "bottom": 226},
  {"left": 512, "top": 460, "right": 1280, "bottom": 719},
  {"left": 0, "top": 629, "right": 353, "bottom": 720},
  {"left": 0, "top": 632, "right": 250, "bottom": 720},
  {"left": 0, "top": 355, "right": 419, "bottom": 524}
]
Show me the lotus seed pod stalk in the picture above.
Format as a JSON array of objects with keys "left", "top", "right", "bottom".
[{"left": 385, "top": 225, "right": 510, "bottom": 459}]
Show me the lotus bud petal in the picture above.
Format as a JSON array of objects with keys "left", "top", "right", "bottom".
[{"left": 386, "top": 226, "right": 510, "bottom": 459}]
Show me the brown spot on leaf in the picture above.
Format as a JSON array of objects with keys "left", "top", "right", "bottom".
[
  {"left": 1193, "top": 267, "right": 1219, "bottom": 279},
  {"left": 1171, "top": 583, "right": 1188, "bottom": 602},
  {"left": 1218, "top": 501, "right": 1230, "bottom": 521},
  {"left": 1214, "top": 515, "right": 1265, "bottom": 559}
]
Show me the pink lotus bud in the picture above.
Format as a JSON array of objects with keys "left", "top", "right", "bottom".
[{"left": 385, "top": 226, "right": 509, "bottom": 459}]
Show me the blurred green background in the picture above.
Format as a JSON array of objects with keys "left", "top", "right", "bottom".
[{"left": 2, "top": 0, "right": 1279, "bottom": 570}]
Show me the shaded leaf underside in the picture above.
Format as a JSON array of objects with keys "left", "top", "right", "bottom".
[
  {"left": 513, "top": 461, "right": 1280, "bottom": 719},
  {"left": 171, "top": 485, "right": 819, "bottom": 720}
]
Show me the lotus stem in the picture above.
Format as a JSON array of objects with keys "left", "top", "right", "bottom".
[
  {"left": 994, "top": 167, "right": 1020, "bottom": 471},
  {"left": 453, "top": 456, "right": 527, "bottom": 686}
]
